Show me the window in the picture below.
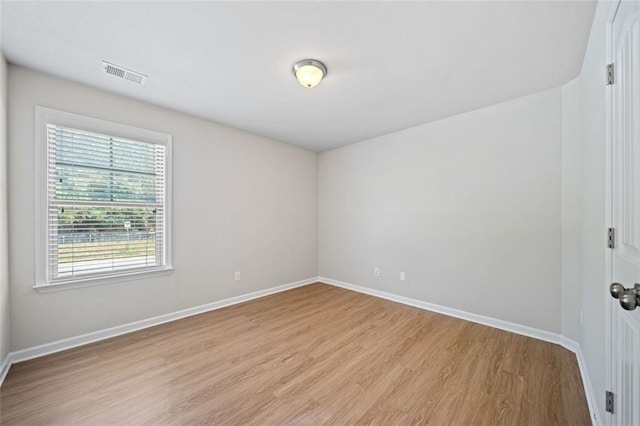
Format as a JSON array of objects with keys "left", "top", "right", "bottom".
[{"left": 35, "top": 107, "right": 172, "bottom": 291}]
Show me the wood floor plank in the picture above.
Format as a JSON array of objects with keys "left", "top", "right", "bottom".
[{"left": 0, "top": 283, "right": 591, "bottom": 425}]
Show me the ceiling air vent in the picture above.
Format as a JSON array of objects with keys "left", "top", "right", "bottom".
[{"left": 102, "top": 61, "right": 147, "bottom": 86}]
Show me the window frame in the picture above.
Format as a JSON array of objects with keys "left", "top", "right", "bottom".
[{"left": 34, "top": 106, "right": 173, "bottom": 293}]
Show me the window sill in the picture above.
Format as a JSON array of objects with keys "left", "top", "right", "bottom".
[{"left": 33, "top": 267, "right": 174, "bottom": 293}]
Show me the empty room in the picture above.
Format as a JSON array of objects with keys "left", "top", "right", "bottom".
[{"left": 0, "top": 0, "right": 639, "bottom": 424}]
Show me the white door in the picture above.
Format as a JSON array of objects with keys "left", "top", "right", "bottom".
[{"left": 609, "top": 1, "right": 640, "bottom": 425}]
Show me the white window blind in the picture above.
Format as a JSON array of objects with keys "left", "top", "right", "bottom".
[{"left": 36, "top": 108, "right": 172, "bottom": 289}]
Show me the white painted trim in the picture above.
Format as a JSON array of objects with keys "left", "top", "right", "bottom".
[
  {"left": 569, "top": 337, "right": 604, "bottom": 426},
  {"left": 0, "top": 353, "right": 11, "bottom": 386},
  {"left": 33, "top": 266, "right": 174, "bottom": 293},
  {"left": 34, "top": 106, "right": 173, "bottom": 290},
  {"left": 319, "top": 276, "right": 563, "bottom": 344},
  {"left": 318, "top": 276, "right": 601, "bottom": 425},
  {"left": 604, "top": 4, "right": 620, "bottom": 426},
  {"left": 0, "top": 274, "right": 601, "bottom": 424},
  {"left": 0, "top": 276, "right": 318, "bottom": 388},
  {"left": 560, "top": 336, "right": 580, "bottom": 353}
]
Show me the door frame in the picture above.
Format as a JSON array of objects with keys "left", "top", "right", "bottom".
[{"left": 605, "top": 1, "right": 622, "bottom": 426}]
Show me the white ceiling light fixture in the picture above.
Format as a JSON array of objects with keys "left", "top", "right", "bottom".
[{"left": 293, "top": 59, "right": 327, "bottom": 88}]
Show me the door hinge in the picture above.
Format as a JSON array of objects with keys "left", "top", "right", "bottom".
[
  {"left": 607, "top": 63, "right": 614, "bottom": 85},
  {"left": 606, "top": 390, "right": 614, "bottom": 413},
  {"left": 608, "top": 228, "right": 615, "bottom": 249}
]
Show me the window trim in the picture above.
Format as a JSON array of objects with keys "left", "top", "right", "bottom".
[{"left": 34, "top": 106, "right": 173, "bottom": 292}]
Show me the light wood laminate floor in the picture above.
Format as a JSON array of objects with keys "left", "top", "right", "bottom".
[{"left": 0, "top": 283, "right": 590, "bottom": 425}]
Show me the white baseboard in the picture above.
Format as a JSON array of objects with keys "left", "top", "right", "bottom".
[
  {"left": 0, "top": 353, "right": 11, "bottom": 386},
  {"left": 0, "top": 274, "right": 601, "bottom": 426},
  {"left": 570, "top": 339, "right": 604, "bottom": 426},
  {"left": 318, "top": 276, "right": 563, "bottom": 345},
  {"left": 318, "top": 276, "right": 600, "bottom": 426},
  {"left": 0, "top": 276, "right": 318, "bottom": 388}
]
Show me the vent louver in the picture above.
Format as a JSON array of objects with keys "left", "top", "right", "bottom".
[{"left": 102, "top": 61, "right": 147, "bottom": 86}]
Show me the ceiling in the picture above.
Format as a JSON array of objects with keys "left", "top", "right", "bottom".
[{"left": 1, "top": 1, "right": 596, "bottom": 152}]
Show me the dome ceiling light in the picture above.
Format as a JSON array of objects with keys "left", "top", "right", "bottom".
[{"left": 293, "top": 59, "right": 327, "bottom": 89}]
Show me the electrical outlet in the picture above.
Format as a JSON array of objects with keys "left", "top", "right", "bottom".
[
  {"left": 400, "top": 272, "right": 406, "bottom": 281},
  {"left": 234, "top": 271, "right": 241, "bottom": 282},
  {"left": 373, "top": 267, "right": 380, "bottom": 276}
]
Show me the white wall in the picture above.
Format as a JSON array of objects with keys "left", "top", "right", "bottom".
[
  {"left": 0, "top": 5, "right": 616, "bottom": 418},
  {"left": 8, "top": 66, "right": 318, "bottom": 351},
  {"left": 319, "top": 88, "right": 563, "bottom": 333},
  {"left": 561, "top": 78, "right": 583, "bottom": 343},
  {"left": 0, "top": 54, "right": 9, "bottom": 363}
]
